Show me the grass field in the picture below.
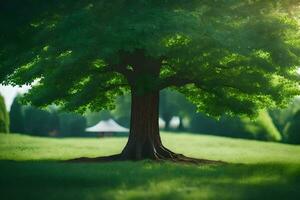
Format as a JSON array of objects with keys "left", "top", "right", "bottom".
[{"left": 0, "top": 132, "right": 300, "bottom": 200}]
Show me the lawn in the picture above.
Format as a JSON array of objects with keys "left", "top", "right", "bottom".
[{"left": 0, "top": 132, "right": 300, "bottom": 200}]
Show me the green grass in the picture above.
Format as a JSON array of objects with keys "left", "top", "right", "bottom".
[{"left": 0, "top": 132, "right": 300, "bottom": 200}]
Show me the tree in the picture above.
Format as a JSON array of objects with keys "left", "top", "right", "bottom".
[
  {"left": 240, "top": 110, "right": 282, "bottom": 141},
  {"left": 160, "top": 89, "right": 194, "bottom": 131},
  {"left": 1, "top": 1, "right": 300, "bottom": 162},
  {"left": 9, "top": 95, "right": 25, "bottom": 133},
  {"left": 269, "top": 98, "right": 300, "bottom": 133},
  {"left": 23, "top": 106, "right": 53, "bottom": 136},
  {"left": 0, "top": 94, "right": 9, "bottom": 133},
  {"left": 283, "top": 110, "right": 300, "bottom": 144},
  {"left": 85, "top": 110, "right": 113, "bottom": 127},
  {"left": 111, "top": 95, "right": 132, "bottom": 128},
  {"left": 48, "top": 110, "right": 60, "bottom": 137},
  {"left": 59, "top": 112, "right": 86, "bottom": 137},
  {"left": 188, "top": 111, "right": 281, "bottom": 141}
]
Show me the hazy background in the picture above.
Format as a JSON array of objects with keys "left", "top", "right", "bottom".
[{"left": 1, "top": 84, "right": 300, "bottom": 145}]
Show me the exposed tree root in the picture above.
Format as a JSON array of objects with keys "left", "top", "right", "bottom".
[{"left": 68, "top": 146, "right": 226, "bottom": 165}]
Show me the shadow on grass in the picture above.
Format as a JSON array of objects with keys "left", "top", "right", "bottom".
[{"left": 0, "top": 161, "right": 299, "bottom": 200}]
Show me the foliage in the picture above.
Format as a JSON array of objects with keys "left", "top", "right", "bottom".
[
  {"left": 1, "top": 0, "right": 299, "bottom": 118},
  {"left": 23, "top": 105, "right": 85, "bottom": 137},
  {"left": 23, "top": 106, "right": 55, "bottom": 136},
  {"left": 58, "top": 112, "right": 86, "bottom": 137},
  {"left": 111, "top": 95, "right": 132, "bottom": 127},
  {"left": 0, "top": 94, "right": 9, "bottom": 133},
  {"left": 160, "top": 89, "right": 194, "bottom": 130},
  {"left": 9, "top": 95, "right": 24, "bottom": 133},
  {"left": 8, "top": 95, "right": 87, "bottom": 137},
  {"left": 48, "top": 109, "right": 60, "bottom": 136},
  {"left": 85, "top": 95, "right": 131, "bottom": 128},
  {"left": 188, "top": 111, "right": 281, "bottom": 141},
  {"left": 189, "top": 114, "right": 248, "bottom": 137},
  {"left": 85, "top": 110, "right": 113, "bottom": 127}
]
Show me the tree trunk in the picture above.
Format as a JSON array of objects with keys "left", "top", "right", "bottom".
[
  {"left": 121, "top": 90, "right": 165, "bottom": 160},
  {"left": 117, "top": 89, "right": 221, "bottom": 163},
  {"left": 69, "top": 87, "right": 225, "bottom": 164},
  {"left": 162, "top": 114, "right": 172, "bottom": 131},
  {"left": 177, "top": 116, "right": 184, "bottom": 131}
]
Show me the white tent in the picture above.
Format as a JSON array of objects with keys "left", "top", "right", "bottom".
[{"left": 86, "top": 119, "right": 129, "bottom": 132}]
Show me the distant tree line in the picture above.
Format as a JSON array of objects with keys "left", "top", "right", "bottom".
[
  {"left": 9, "top": 95, "right": 86, "bottom": 137},
  {"left": 6, "top": 92, "right": 300, "bottom": 144},
  {"left": 90, "top": 89, "right": 300, "bottom": 144},
  {"left": 161, "top": 90, "right": 300, "bottom": 144}
]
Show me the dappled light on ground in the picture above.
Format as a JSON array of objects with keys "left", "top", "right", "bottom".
[{"left": 0, "top": 162, "right": 299, "bottom": 200}]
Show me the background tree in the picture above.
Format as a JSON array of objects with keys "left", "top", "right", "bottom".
[
  {"left": 59, "top": 112, "right": 86, "bottom": 137},
  {"left": 240, "top": 110, "right": 282, "bottom": 141},
  {"left": 48, "top": 109, "right": 60, "bottom": 137},
  {"left": 9, "top": 95, "right": 25, "bottom": 133},
  {"left": 160, "top": 89, "right": 194, "bottom": 131},
  {"left": 0, "top": 94, "right": 9, "bottom": 133},
  {"left": 283, "top": 110, "right": 300, "bottom": 144},
  {"left": 85, "top": 110, "right": 113, "bottom": 127},
  {"left": 23, "top": 106, "right": 53, "bottom": 136},
  {"left": 10, "top": 101, "right": 84, "bottom": 137},
  {"left": 111, "top": 95, "right": 132, "bottom": 128},
  {"left": 85, "top": 95, "right": 131, "bottom": 128},
  {"left": 188, "top": 110, "right": 281, "bottom": 141},
  {"left": 269, "top": 98, "right": 300, "bottom": 133},
  {"left": 1, "top": 1, "right": 300, "bottom": 162}
]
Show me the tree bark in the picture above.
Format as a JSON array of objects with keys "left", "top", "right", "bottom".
[
  {"left": 177, "top": 116, "right": 184, "bottom": 131},
  {"left": 121, "top": 90, "right": 163, "bottom": 160},
  {"left": 162, "top": 114, "right": 172, "bottom": 131},
  {"left": 119, "top": 90, "right": 183, "bottom": 161}
]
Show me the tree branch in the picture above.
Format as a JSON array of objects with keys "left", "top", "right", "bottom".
[
  {"left": 160, "top": 76, "right": 196, "bottom": 89},
  {"left": 90, "top": 64, "right": 134, "bottom": 85},
  {"left": 160, "top": 75, "right": 263, "bottom": 96},
  {"left": 99, "top": 83, "right": 129, "bottom": 91},
  {"left": 111, "top": 64, "right": 134, "bottom": 82}
]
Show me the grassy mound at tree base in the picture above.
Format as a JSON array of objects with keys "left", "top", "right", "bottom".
[{"left": 0, "top": 133, "right": 300, "bottom": 200}]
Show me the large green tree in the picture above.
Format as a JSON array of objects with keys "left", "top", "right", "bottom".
[{"left": 1, "top": 1, "right": 300, "bottom": 162}]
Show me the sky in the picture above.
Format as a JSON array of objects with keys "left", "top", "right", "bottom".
[{"left": 0, "top": 84, "right": 31, "bottom": 110}]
